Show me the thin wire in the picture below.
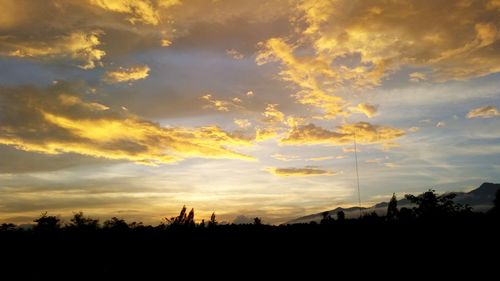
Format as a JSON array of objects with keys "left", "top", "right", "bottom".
[{"left": 353, "top": 130, "right": 362, "bottom": 218}]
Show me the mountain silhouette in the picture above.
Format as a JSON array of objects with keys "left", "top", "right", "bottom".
[{"left": 286, "top": 182, "right": 500, "bottom": 224}]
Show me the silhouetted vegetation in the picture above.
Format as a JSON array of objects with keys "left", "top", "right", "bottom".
[
  {"left": 386, "top": 193, "right": 399, "bottom": 221},
  {"left": 1, "top": 188, "right": 499, "bottom": 279},
  {"left": 405, "top": 189, "right": 471, "bottom": 220},
  {"left": 68, "top": 212, "right": 99, "bottom": 231},
  {"left": 33, "top": 212, "right": 61, "bottom": 232},
  {"left": 337, "top": 210, "right": 345, "bottom": 221}
]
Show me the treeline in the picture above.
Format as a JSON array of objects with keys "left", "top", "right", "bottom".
[
  {"left": 1, "top": 189, "right": 499, "bottom": 280},
  {"left": 1, "top": 189, "right": 499, "bottom": 233}
]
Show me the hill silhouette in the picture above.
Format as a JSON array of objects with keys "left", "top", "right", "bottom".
[{"left": 287, "top": 182, "right": 500, "bottom": 224}]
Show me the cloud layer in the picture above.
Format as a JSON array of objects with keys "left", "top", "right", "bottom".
[
  {"left": 282, "top": 122, "right": 405, "bottom": 147},
  {"left": 0, "top": 84, "right": 253, "bottom": 165}
]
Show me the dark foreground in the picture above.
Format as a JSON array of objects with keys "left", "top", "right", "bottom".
[
  {"left": 2, "top": 188, "right": 500, "bottom": 279},
  {"left": 1, "top": 218, "right": 499, "bottom": 279}
]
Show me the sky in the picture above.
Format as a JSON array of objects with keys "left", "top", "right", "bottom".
[{"left": 1, "top": 0, "right": 500, "bottom": 225}]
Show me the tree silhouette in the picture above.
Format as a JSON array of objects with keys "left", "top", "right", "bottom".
[
  {"left": 491, "top": 189, "right": 500, "bottom": 216},
  {"left": 186, "top": 208, "right": 195, "bottom": 227},
  {"left": 103, "top": 217, "right": 129, "bottom": 231},
  {"left": 399, "top": 207, "right": 414, "bottom": 222},
  {"left": 128, "top": 221, "right": 144, "bottom": 229},
  {"left": 166, "top": 206, "right": 188, "bottom": 226},
  {"left": 166, "top": 206, "right": 197, "bottom": 227},
  {"left": 208, "top": 212, "right": 217, "bottom": 227},
  {"left": 337, "top": 211, "right": 345, "bottom": 221},
  {"left": 405, "top": 189, "right": 470, "bottom": 219},
  {"left": 386, "top": 193, "right": 399, "bottom": 221},
  {"left": 68, "top": 212, "right": 99, "bottom": 231},
  {"left": 495, "top": 189, "right": 500, "bottom": 208},
  {"left": 0, "top": 223, "right": 17, "bottom": 232},
  {"left": 33, "top": 212, "right": 61, "bottom": 232},
  {"left": 320, "top": 211, "right": 334, "bottom": 224},
  {"left": 254, "top": 217, "right": 262, "bottom": 226}
]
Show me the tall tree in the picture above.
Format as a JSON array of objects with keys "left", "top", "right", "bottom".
[
  {"left": 186, "top": 208, "right": 195, "bottom": 227},
  {"left": 386, "top": 193, "right": 399, "bottom": 220}
]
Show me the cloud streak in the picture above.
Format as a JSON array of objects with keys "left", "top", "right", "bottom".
[
  {"left": 281, "top": 122, "right": 405, "bottom": 147},
  {"left": 104, "top": 65, "right": 150, "bottom": 83},
  {"left": 266, "top": 167, "right": 336, "bottom": 177},
  {"left": 1, "top": 30, "right": 106, "bottom": 69},
  {"left": 467, "top": 105, "right": 500, "bottom": 118}
]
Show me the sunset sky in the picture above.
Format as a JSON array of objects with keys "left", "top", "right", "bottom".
[{"left": 1, "top": 0, "right": 500, "bottom": 225}]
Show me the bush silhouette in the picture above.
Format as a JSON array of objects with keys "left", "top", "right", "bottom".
[
  {"left": 0, "top": 223, "right": 17, "bottom": 232},
  {"left": 103, "top": 217, "right": 129, "bottom": 231},
  {"left": 33, "top": 212, "right": 61, "bottom": 232},
  {"left": 68, "top": 212, "right": 99, "bottom": 231}
]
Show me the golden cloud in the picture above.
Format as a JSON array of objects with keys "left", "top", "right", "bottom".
[
  {"left": 295, "top": 0, "right": 500, "bottom": 82},
  {"left": 234, "top": 119, "right": 251, "bottom": 129},
  {"left": 262, "top": 104, "right": 285, "bottom": 124},
  {"left": 257, "top": 38, "right": 348, "bottom": 119},
  {"left": 467, "top": 105, "right": 500, "bottom": 118},
  {"left": 266, "top": 167, "right": 336, "bottom": 177},
  {"left": 104, "top": 65, "right": 151, "bottom": 83},
  {"left": 255, "top": 127, "right": 278, "bottom": 141},
  {"left": 349, "top": 103, "right": 378, "bottom": 118},
  {"left": 270, "top": 153, "right": 301, "bottom": 162},
  {"left": 89, "top": 0, "right": 162, "bottom": 25},
  {"left": 307, "top": 156, "right": 335, "bottom": 162},
  {"left": 0, "top": 84, "right": 254, "bottom": 165},
  {"left": 409, "top": 72, "right": 427, "bottom": 83},
  {"left": 1, "top": 30, "right": 105, "bottom": 69},
  {"left": 254, "top": 0, "right": 500, "bottom": 121},
  {"left": 201, "top": 94, "right": 245, "bottom": 112},
  {"left": 281, "top": 122, "right": 405, "bottom": 147}
]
